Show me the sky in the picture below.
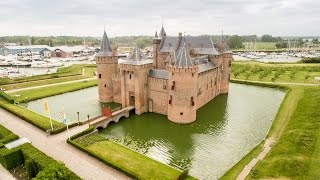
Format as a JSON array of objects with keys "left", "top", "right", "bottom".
[{"left": 0, "top": 0, "right": 319, "bottom": 37}]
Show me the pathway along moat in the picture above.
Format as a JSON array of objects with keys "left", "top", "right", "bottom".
[{"left": 24, "top": 84, "right": 285, "bottom": 179}]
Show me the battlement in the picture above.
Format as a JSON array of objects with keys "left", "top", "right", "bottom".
[
  {"left": 96, "top": 56, "right": 117, "bottom": 64},
  {"left": 167, "top": 65, "right": 199, "bottom": 73},
  {"left": 119, "top": 63, "right": 154, "bottom": 71},
  {"left": 112, "top": 73, "right": 121, "bottom": 81}
]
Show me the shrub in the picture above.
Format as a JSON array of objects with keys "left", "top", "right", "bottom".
[
  {"left": 0, "top": 148, "right": 24, "bottom": 170},
  {"left": 34, "top": 162, "right": 80, "bottom": 180},
  {"left": 25, "top": 159, "right": 39, "bottom": 178},
  {"left": 299, "top": 57, "right": 320, "bottom": 63},
  {"left": 70, "top": 126, "right": 96, "bottom": 140},
  {"left": 0, "top": 91, "right": 14, "bottom": 103},
  {"left": 304, "top": 73, "right": 311, "bottom": 80},
  {"left": 178, "top": 169, "right": 190, "bottom": 180},
  {"left": 0, "top": 125, "right": 19, "bottom": 144}
]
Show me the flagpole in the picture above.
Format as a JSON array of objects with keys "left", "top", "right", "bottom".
[{"left": 49, "top": 113, "right": 53, "bottom": 131}]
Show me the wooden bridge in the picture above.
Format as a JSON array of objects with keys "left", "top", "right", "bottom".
[{"left": 91, "top": 106, "right": 135, "bottom": 129}]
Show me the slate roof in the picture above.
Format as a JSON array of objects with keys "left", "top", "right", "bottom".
[
  {"left": 149, "top": 69, "right": 169, "bottom": 79},
  {"left": 159, "top": 26, "right": 166, "bottom": 38},
  {"left": 96, "top": 30, "right": 113, "bottom": 57},
  {"left": 119, "top": 47, "right": 153, "bottom": 65},
  {"left": 198, "top": 62, "right": 217, "bottom": 73},
  {"left": 173, "top": 37, "right": 194, "bottom": 68},
  {"left": 159, "top": 35, "right": 220, "bottom": 55}
]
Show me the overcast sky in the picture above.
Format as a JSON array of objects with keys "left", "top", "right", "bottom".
[{"left": 0, "top": 0, "right": 319, "bottom": 37}]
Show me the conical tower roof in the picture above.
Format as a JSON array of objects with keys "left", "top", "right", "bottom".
[
  {"left": 159, "top": 25, "right": 166, "bottom": 38},
  {"left": 96, "top": 30, "right": 113, "bottom": 57}
]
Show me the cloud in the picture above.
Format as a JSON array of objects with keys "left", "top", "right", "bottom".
[{"left": 0, "top": 0, "right": 319, "bottom": 37}]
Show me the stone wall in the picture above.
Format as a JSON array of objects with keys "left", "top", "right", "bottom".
[
  {"left": 197, "top": 68, "right": 219, "bottom": 109},
  {"left": 147, "top": 77, "right": 168, "bottom": 115}
]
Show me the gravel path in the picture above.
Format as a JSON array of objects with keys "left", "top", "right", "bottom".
[{"left": 0, "top": 108, "right": 129, "bottom": 180}]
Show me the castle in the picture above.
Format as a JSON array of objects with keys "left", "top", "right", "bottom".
[{"left": 96, "top": 26, "right": 232, "bottom": 124}]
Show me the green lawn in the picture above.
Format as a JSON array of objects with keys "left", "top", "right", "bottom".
[
  {"left": 70, "top": 134, "right": 196, "bottom": 180},
  {"left": 9, "top": 79, "right": 97, "bottom": 103},
  {"left": 0, "top": 64, "right": 96, "bottom": 91},
  {"left": 247, "top": 86, "right": 320, "bottom": 179},
  {"left": 0, "top": 98, "right": 64, "bottom": 132},
  {"left": 232, "top": 61, "right": 320, "bottom": 84}
]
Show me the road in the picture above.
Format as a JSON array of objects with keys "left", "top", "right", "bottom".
[
  {"left": 5, "top": 77, "right": 96, "bottom": 93},
  {"left": 0, "top": 108, "right": 129, "bottom": 180}
]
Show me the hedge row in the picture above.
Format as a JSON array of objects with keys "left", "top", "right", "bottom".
[
  {"left": 0, "top": 100, "right": 65, "bottom": 133},
  {"left": 0, "top": 125, "right": 19, "bottom": 144},
  {"left": 0, "top": 143, "right": 80, "bottom": 179},
  {"left": 299, "top": 57, "right": 320, "bottom": 63},
  {"left": 0, "top": 91, "right": 14, "bottom": 103},
  {"left": 67, "top": 127, "right": 196, "bottom": 180}
]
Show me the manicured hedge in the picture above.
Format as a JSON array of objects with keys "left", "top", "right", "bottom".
[
  {"left": 0, "top": 148, "right": 24, "bottom": 170},
  {"left": 0, "top": 100, "right": 65, "bottom": 133},
  {"left": 0, "top": 125, "right": 19, "bottom": 144},
  {"left": 300, "top": 57, "right": 320, "bottom": 63},
  {"left": 70, "top": 126, "right": 95, "bottom": 140},
  {"left": 0, "top": 91, "right": 14, "bottom": 103}
]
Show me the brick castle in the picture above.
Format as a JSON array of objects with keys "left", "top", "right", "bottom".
[{"left": 96, "top": 26, "right": 232, "bottom": 124}]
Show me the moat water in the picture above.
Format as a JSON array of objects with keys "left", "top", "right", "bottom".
[{"left": 24, "top": 84, "right": 285, "bottom": 179}]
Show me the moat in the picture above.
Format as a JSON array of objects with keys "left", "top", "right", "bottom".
[{"left": 24, "top": 83, "right": 285, "bottom": 179}]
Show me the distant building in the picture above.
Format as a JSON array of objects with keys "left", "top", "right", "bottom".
[
  {"left": 96, "top": 26, "right": 232, "bottom": 124},
  {"left": 0, "top": 45, "right": 51, "bottom": 56},
  {"left": 51, "top": 46, "right": 95, "bottom": 58}
]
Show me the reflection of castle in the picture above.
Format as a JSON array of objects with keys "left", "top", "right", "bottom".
[{"left": 96, "top": 26, "right": 232, "bottom": 124}]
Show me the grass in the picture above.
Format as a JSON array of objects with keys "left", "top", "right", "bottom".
[
  {"left": 0, "top": 125, "right": 19, "bottom": 144},
  {"left": 0, "top": 98, "right": 64, "bottom": 132},
  {"left": 232, "top": 61, "right": 320, "bottom": 84},
  {"left": 0, "top": 64, "right": 96, "bottom": 91},
  {"left": 9, "top": 79, "right": 97, "bottom": 103},
  {"left": 69, "top": 133, "right": 196, "bottom": 180},
  {"left": 247, "top": 86, "right": 320, "bottom": 179}
]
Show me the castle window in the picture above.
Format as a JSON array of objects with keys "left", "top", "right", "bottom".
[
  {"left": 104, "top": 84, "right": 106, "bottom": 87},
  {"left": 229, "top": 74, "right": 231, "bottom": 80},
  {"left": 99, "top": 74, "right": 101, "bottom": 79},
  {"left": 215, "top": 81, "right": 217, "bottom": 85},
  {"left": 171, "top": 81, "right": 175, "bottom": 90},
  {"left": 163, "top": 85, "right": 167, "bottom": 90},
  {"left": 129, "top": 74, "right": 132, "bottom": 79},
  {"left": 207, "top": 84, "right": 208, "bottom": 90},
  {"left": 192, "top": 73, "right": 194, "bottom": 77},
  {"left": 229, "top": 61, "right": 232, "bottom": 67},
  {"left": 191, "top": 97, "right": 194, "bottom": 106},
  {"left": 180, "top": 112, "right": 183, "bottom": 115},
  {"left": 169, "top": 95, "right": 172, "bottom": 105}
]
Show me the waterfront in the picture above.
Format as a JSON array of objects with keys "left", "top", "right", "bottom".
[{"left": 23, "top": 83, "right": 285, "bottom": 179}]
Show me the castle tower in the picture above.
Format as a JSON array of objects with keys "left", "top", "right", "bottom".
[
  {"left": 167, "top": 38, "right": 198, "bottom": 123},
  {"left": 118, "top": 47, "right": 153, "bottom": 115},
  {"left": 96, "top": 30, "right": 118, "bottom": 103},
  {"left": 153, "top": 31, "right": 161, "bottom": 68},
  {"left": 217, "top": 34, "right": 232, "bottom": 94}
]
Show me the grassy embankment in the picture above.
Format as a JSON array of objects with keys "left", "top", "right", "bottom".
[
  {"left": 9, "top": 79, "right": 97, "bottom": 103},
  {"left": 221, "top": 78, "right": 320, "bottom": 179},
  {"left": 0, "top": 125, "right": 80, "bottom": 179},
  {"left": 67, "top": 127, "right": 196, "bottom": 180},
  {"left": 0, "top": 64, "right": 96, "bottom": 91},
  {"left": 247, "top": 86, "right": 320, "bottom": 179},
  {"left": 231, "top": 61, "right": 320, "bottom": 84}
]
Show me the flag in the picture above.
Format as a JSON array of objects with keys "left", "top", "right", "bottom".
[
  {"left": 44, "top": 99, "right": 50, "bottom": 114},
  {"left": 63, "top": 113, "right": 67, "bottom": 125}
]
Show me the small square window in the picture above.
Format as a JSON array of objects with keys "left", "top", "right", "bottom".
[
  {"left": 99, "top": 74, "right": 101, "bottom": 78},
  {"left": 180, "top": 112, "right": 183, "bottom": 115}
]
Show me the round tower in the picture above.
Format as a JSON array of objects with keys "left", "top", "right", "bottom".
[
  {"left": 96, "top": 30, "right": 118, "bottom": 103},
  {"left": 167, "top": 40, "right": 198, "bottom": 123}
]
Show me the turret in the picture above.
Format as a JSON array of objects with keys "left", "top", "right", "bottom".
[
  {"left": 153, "top": 30, "right": 161, "bottom": 68},
  {"left": 96, "top": 30, "right": 118, "bottom": 103},
  {"left": 217, "top": 33, "right": 232, "bottom": 94},
  {"left": 167, "top": 37, "right": 198, "bottom": 123}
]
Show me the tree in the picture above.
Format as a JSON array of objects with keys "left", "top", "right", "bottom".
[
  {"left": 227, "top": 35, "right": 243, "bottom": 49},
  {"left": 261, "top": 34, "right": 274, "bottom": 42},
  {"left": 135, "top": 37, "right": 151, "bottom": 49}
]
